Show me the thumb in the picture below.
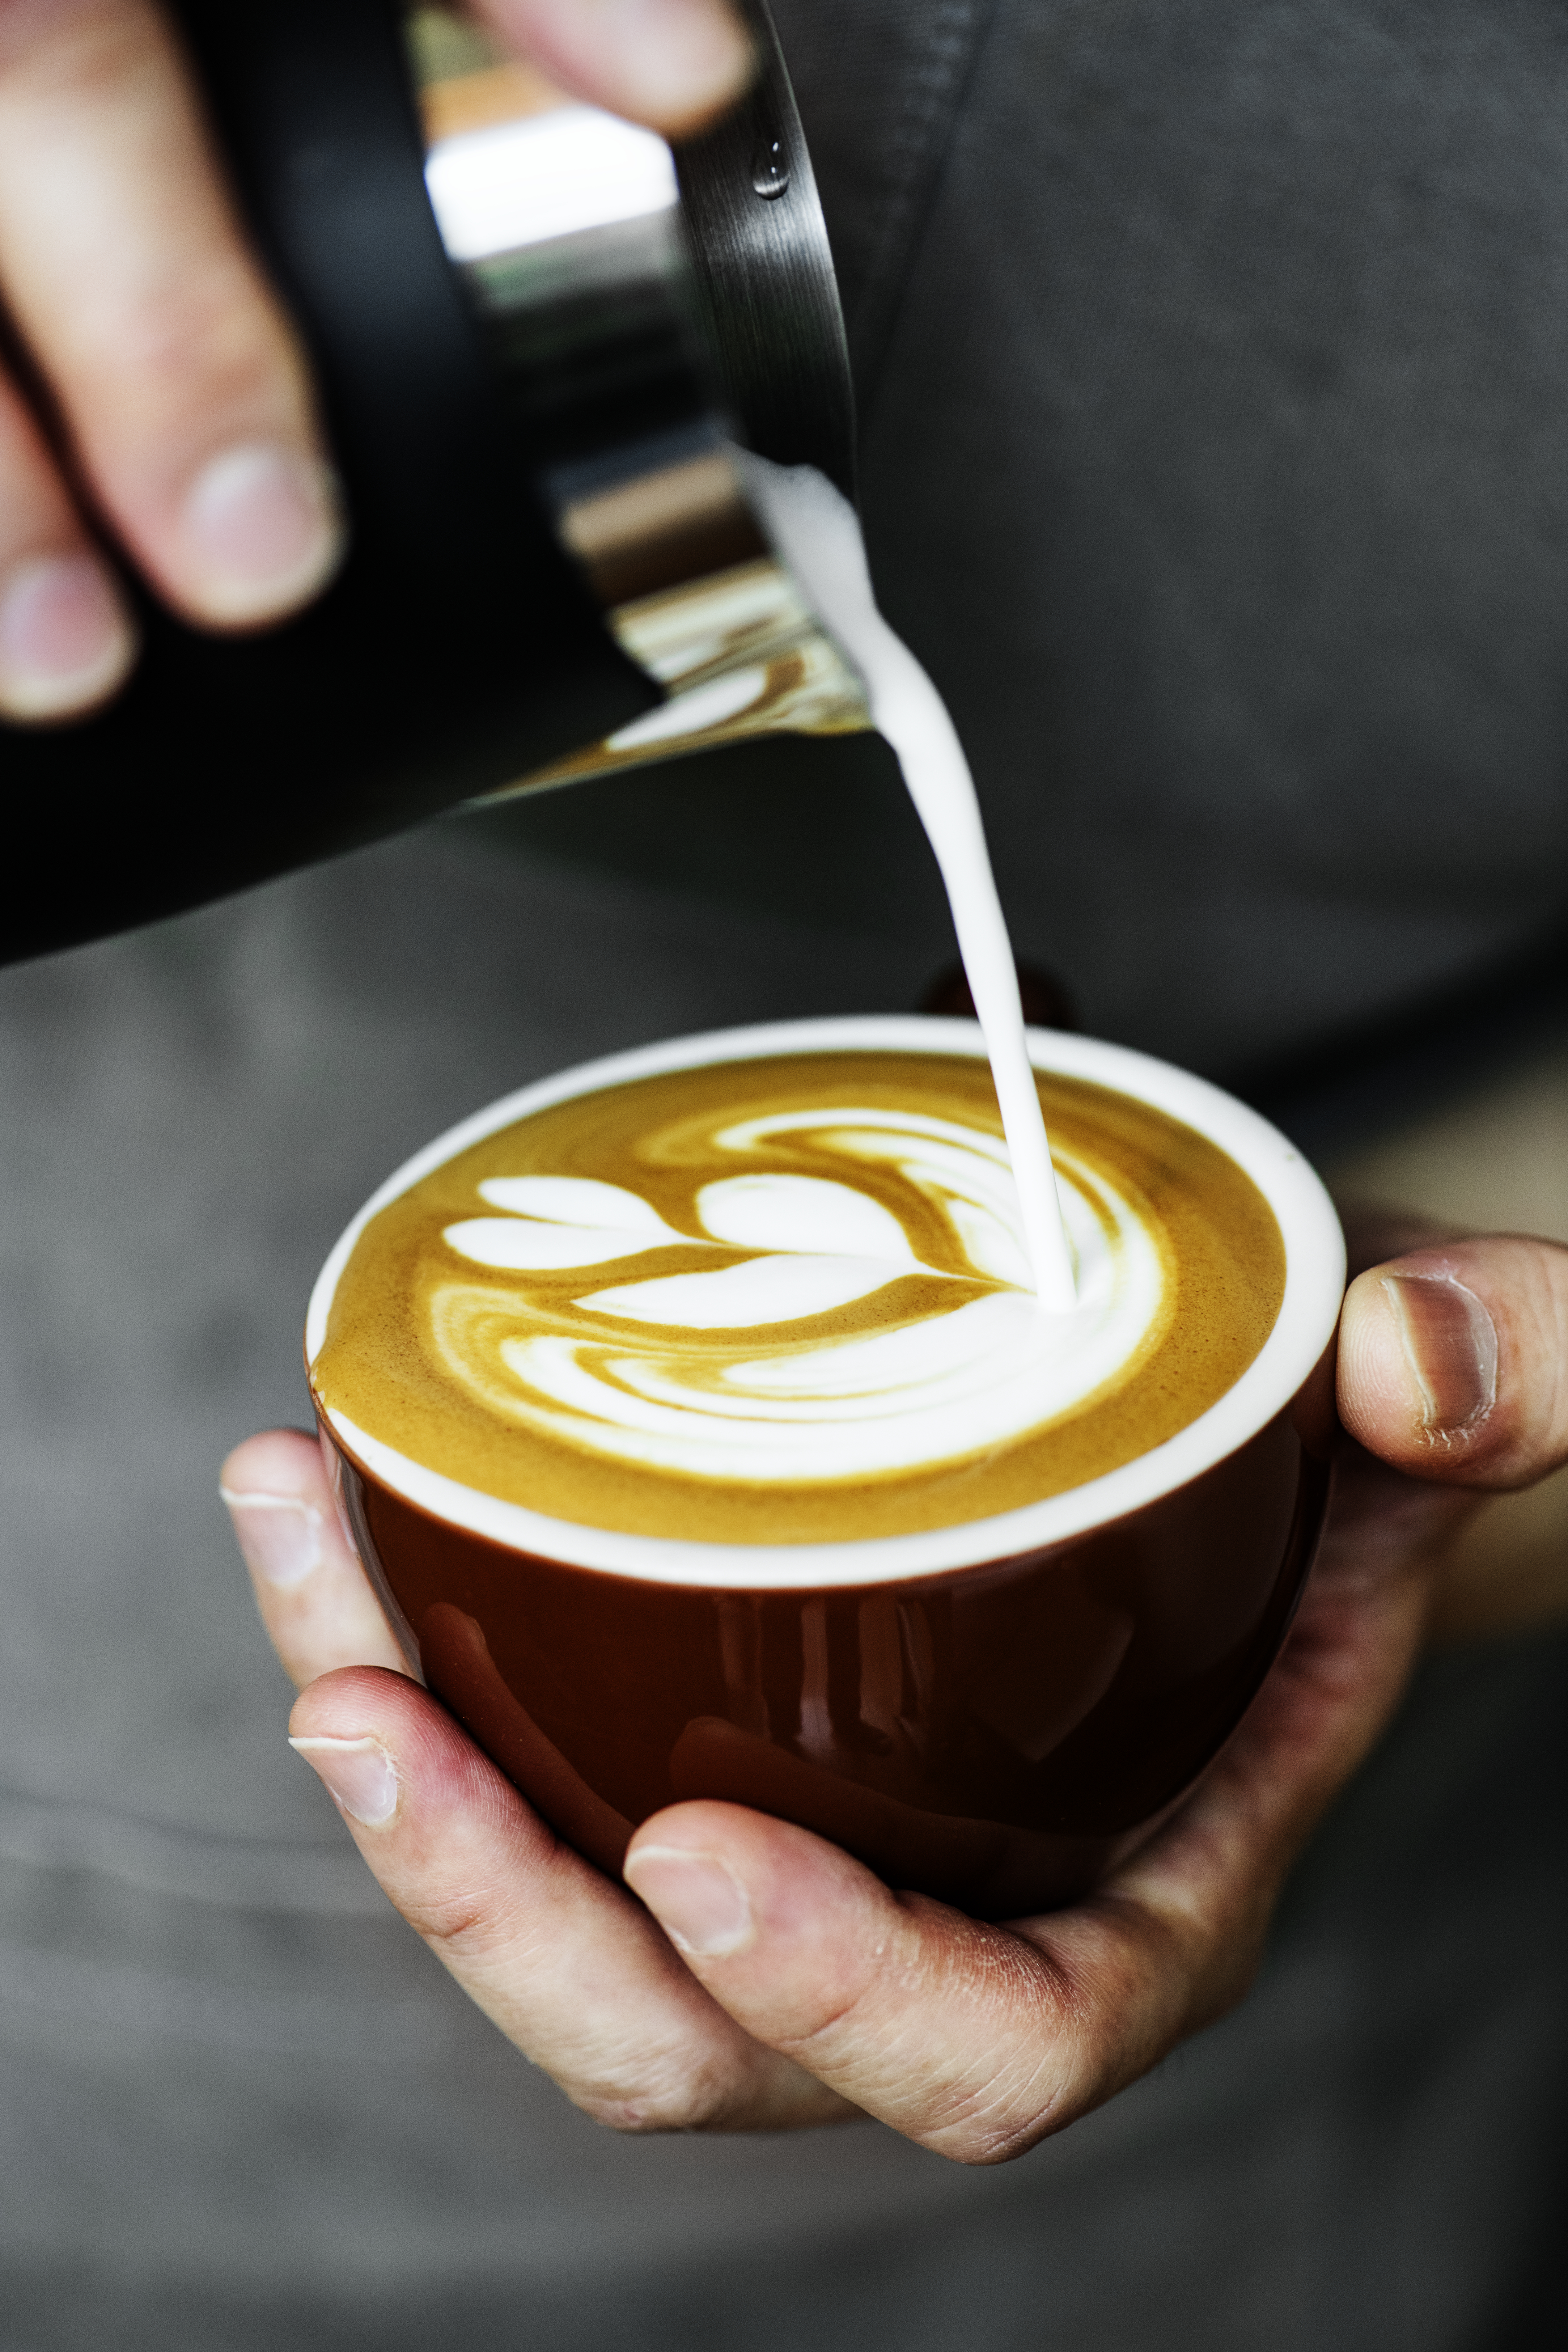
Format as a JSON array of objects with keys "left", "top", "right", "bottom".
[{"left": 1337, "top": 1236, "right": 1568, "bottom": 1489}]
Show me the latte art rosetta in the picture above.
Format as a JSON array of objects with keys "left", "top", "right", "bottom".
[
  {"left": 312, "top": 1050, "right": 1286, "bottom": 1544},
  {"left": 431, "top": 1111, "right": 1163, "bottom": 1485}
]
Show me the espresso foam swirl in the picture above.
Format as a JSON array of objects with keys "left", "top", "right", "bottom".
[
  {"left": 312, "top": 1049, "right": 1286, "bottom": 1545},
  {"left": 429, "top": 1111, "right": 1162, "bottom": 1486}
]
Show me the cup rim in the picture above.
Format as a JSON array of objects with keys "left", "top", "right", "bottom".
[{"left": 309, "top": 1014, "right": 1345, "bottom": 1590}]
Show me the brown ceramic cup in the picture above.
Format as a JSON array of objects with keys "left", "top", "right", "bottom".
[{"left": 308, "top": 1016, "right": 1344, "bottom": 1917}]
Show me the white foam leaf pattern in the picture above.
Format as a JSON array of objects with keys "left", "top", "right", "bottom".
[
  {"left": 584, "top": 1252, "right": 915, "bottom": 1328},
  {"left": 427, "top": 1109, "right": 1169, "bottom": 1484},
  {"left": 445, "top": 1218, "right": 678, "bottom": 1271},
  {"left": 477, "top": 1177, "right": 678, "bottom": 1234},
  {"left": 445, "top": 1176, "right": 687, "bottom": 1270},
  {"left": 696, "top": 1173, "right": 919, "bottom": 1262}
]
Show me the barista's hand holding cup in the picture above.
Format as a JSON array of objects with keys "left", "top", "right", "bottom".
[{"left": 220, "top": 1008, "right": 1568, "bottom": 2158}]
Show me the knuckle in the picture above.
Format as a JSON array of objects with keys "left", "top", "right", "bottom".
[
  {"left": 571, "top": 2062, "right": 742, "bottom": 2137},
  {"left": 571, "top": 2094, "right": 679, "bottom": 2135},
  {"left": 556, "top": 2014, "right": 773, "bottom": 2137},
  {"left": 400, "top": 1873, "right": 531, "bottom": 1970},
  {"left": 392, "top": 1806, "right": 568, "bottom": 1963},
  {"left": 783, "top": 1918, "right": 1091, "bottom": 2162},
  {"left": 953, "top": 2115, "right": 1058, "bottom": 2166},
  {"left": 768, "top": 1898, "right": 994, "bottom": 2066},
  {"left": 916, "top": 1910, "right": 1186, "bottom": 2154},
  {"left": 547, "top": 2022, "right": 835, "bottom": 2142},
  {"left": 404, "top": 1891, "right": 496, "bottom": 1959},
  {"left": 922, "top": 2075, "right": 1067, "bottom": 2167}
]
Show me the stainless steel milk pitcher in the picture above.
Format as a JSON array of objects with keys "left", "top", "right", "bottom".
[{"left": 0, "top": 0, "right": 868, "bottom": 966}]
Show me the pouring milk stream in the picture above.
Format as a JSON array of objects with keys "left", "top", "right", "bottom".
[{"left": 735, "top": 454, "right": 1078, "bottom": 1311}]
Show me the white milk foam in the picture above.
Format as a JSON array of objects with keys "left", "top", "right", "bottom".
[
  {"left": 732, "top": 453, "right": 1078, "bottom": 1312},
  {"left": 437, "top": 1107, "right": 1162, "bottom": 1485}
]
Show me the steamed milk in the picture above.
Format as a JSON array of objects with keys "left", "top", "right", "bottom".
[
  {"left": 314, "top": 1052, "right": 1284, "bottom": 1544},
  {"left": 312, "top": 472, "right": 1287, "bottom": 1547},
  {"left": 736, "top": 457, "right": 1079, "bottom": 1311}
]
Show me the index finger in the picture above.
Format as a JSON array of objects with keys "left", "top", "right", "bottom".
[{"left": 474, "top": 0, "right": 754, "bottom": 138}]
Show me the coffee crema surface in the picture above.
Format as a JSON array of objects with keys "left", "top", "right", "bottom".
[{"left": 313, "top": 1051, "right": 1285, "bottom": 1544}]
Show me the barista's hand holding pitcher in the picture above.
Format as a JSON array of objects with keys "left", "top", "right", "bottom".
[
  {"left": 0, "top": 0, "right": 751, "bottom": 721},
  {"left": 225, "top": 1225, "right": 1568, "bottom": 2159}
]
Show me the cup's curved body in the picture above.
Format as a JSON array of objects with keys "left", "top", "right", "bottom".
[
  {"left": 310, "top": 1016, "right": 1344, "bottom": 1917},
  {"left": 322, "top": 1412, "right": 1330, "bottom": 1915}
]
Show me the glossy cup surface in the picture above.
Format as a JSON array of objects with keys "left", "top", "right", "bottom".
[{"left": 310, "top": 1017, "right": 1344, "bottom": 1915}]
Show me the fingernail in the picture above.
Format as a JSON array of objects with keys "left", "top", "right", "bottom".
[
  {"left": 289, "top": 1735, "right": 398, "bottom": 1827},
  {"left": 1381, "top": 1271, "right": 1499, "bottom": 1445},
  {"left": 0, "top": 553, "right": 135, "bottom": 719},
  {"left": 180, "top": 443, "right": 344, "bottom": 621},
  {"left": 220, "top": 1487, "right": 323, "bottom": 1590},
  {"left": 624, "top": 1847, "right": 753, "bottom": 1956}
]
